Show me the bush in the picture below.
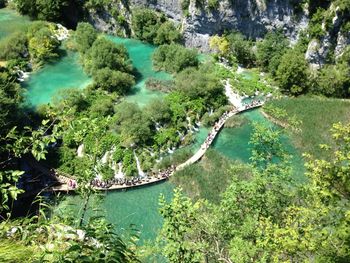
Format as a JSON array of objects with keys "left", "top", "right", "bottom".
[
  {"left": 83, "top": 37, "right": 133, "bottom": 74},
  {"left": 153, "top": 44, "right": 198, "bottom": 73},
  {"left": 256, "top": 31, "right": 289, "bottom": 75},
  {"left": 74, "top": 22, "right": 97, "bottom": 54},
  {"left": 0, "top": 32, "right": 28, "bottom": 60},
  {"left": 276, "top": 48, "right": 309, "bottom": 95},
  {"left": 226, "top": 32, "right": 256, "bottom": 67},
  {"left": 93, "top": 67, "right": 135, "bottom": 94},
  {"left": 154, "top": 21, "right": 182, "bottom": 45},
  {"left": 311, "top": 62, "right": 350, "bottom": 97},
  {"left": 175, "top": 63, "right": 227, "bottom": 108},
  {"left": 27, "top": 22, "right": 60, "bottom": 63},
  {"left": 14, "top": 0, "right": 68, "bottom": 22},
  {"left": 131, "top": 8, "right": 181, "bottom": 45}
]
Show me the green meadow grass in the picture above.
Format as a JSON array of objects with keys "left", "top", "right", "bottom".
[
  {"left": 266, "top": 96, "right": 350, "bottom": 159},
  {"left": 171, "top": 149, "right": 251, "bottom": 204}
]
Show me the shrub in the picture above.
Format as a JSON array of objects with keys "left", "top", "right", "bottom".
[{"left": 153, "top": 44, "right": 198, "bottom": 73}]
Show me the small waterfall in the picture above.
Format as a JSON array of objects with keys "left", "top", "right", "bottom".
[
  {"left": 101, "top": 151, "right": 109, "bottom": 164},
  {"left": 133, "top": 150, "right": 145, "bottom": 178},
  {"left": 114, "top": 162, "right": 125, "bottom": 179},
  {"left": 77, "top": 144, "right": 85, "bottom": 157}
]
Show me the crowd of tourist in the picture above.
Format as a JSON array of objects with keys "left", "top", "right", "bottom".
[
  {"left": 89, "top": 166, "right": 176, "bottom": 189},
  {"left": 202, "top": 108, "right": 237, "bottom": 150},
  {"left": 67, "top": 179, "right": 77, "bottom": 189},
  {"left": 242, "top": 99, "right": 264, "bottom": 110}
]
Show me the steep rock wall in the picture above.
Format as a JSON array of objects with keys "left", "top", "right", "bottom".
[{"left": 88, "top": 0, "right": 309, "bottom": 51}]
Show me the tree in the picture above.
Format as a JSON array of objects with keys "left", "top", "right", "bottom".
[
  {"left": 226, "top": 32, "right": 256, "bottom": 67},
  {"left": 75, "top": 22, "right": 98, "bottom": 54},
  {"left": 257, "top": 122, "right": 350, "bottom": 262},
  {"left": 14, "top": 0, "right": 68, "bottom": 21},
  {"left": 144, "top": 98, "right": 172, "bottom": 124},
  {"left": 209, "top": 35, "right": 230, "bottom": 55},
  {"left": 27, "top": 23, "right": 60, "bottom": 63},
  {"left": 175, "top": 63, "right": 226, "bottom": 109},
  {"left": 312, "top": 62, "right": 350, "bottom": 97},
  {"left": 152, "top": 44, "right": 198, "bottom": 73},
  {"left": 249, "top": 122, "right": 287, "bottom": 170},
  {"left": 114, "top": 102, "right": 152, "bottom": 146},
  {"left": 93, "top": 67, "right": 135, "bottom": 94},
  {"left": 256, "top": 31, "right": 289, "bottom": 75},
  {"left": 131, "top": 8, "right": 162, "bottom": 43},
  {"left": 276, "top": 48, "right": 309, "bottom": 95},
  {"left": 158, "top": 189, "right": 206, "bottom": 263},
  {"left": 154, "top": 21, "right": 182, "bottom": 45},
  {"left": 0, "top": 32, "right": 28, "bottom": 61},
  {"left": 83, "top": 37, "right": 133, "bottom": 74},
  {"left": 0, "top": 68, "right": 22, "bottom": 132}
]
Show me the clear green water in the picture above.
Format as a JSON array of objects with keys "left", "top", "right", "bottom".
[
  {"left": 58, "top": 182, "right": 173, "bottom": 242},
  {"left": 193, "top": 109, "right": 305, "bottom": 180},
  {"left": 23, "top": 51, "right": 92, "bottom": 107},
  {"left": 0, "top": 8, "right": 31, "bottom": 40},
  {"left": 108, "top": 36, "right": 172, "bottom": 107}
]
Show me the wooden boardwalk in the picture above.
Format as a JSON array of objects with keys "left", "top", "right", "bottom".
[
  {"left": 26, "top": 102, "right": 264, "bottom": 194},
  {"left": 177, "top": 102, "right": 264, "bottom": 170}
]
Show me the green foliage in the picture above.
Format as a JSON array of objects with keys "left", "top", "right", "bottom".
[
  {"left": 27, "top": 21, "right": 60, "bottom": 64},
  {"left": 83, "top": 37, "right": 133, "bottom": 75},
  {"left": 249, "top": 123, "right": 288, "bottom": 169},
  {"left": 308, "top": 8, "right": 327, "bottom": 39},
  {"left": 0, "top": 208, "right": 139, "bottom": 262},
  {"left": 311, "top": 62, "right": 350, "bottom": 97},
  {"left": 0, "top": 32, "right": 28, "bottom": 61},
  {"left": 230, "top": 69, "right": 276, "bottom": 96},
  {"left": 276, "top": 48, "right": 309, "bottom": 95},
  {"left": 114, "top": 102, "right": 152, "bottom": 147},
  {"left": 0, "top": 68, "right": 22, "bottom": 132},
  {"left": 256, "top": 122, "right": 350, "bottom": 262},
  {"left": 208, "top": 0, "right": 219, "bottom": 9},
  {"left": 263, "top": 104, "right": 302, "bottom": 131},
  {"left": 154, "top": 21, "right": 182, "bottom": 45},
  {"left": 132, "top": 8, "right": 181, "bottom": 45},
  {"left": 226, "top": 32, "right": 256, "bottom": 67},
  {"left": 158, "top": 188, "right": 206, "bottom": 263},
  {"left": 265, "top": 96, "right": 350, "bottom": 159},
  {"left": 74, "top": 22, "right": 98, "bottom": 54},
  {"left": 153, "top": 43, "right": 199, "bottom": 73},
  {"left": 14, "top": 0, "right": 68, "bottom": 21},
  {"left": 171, "top": 150, "right": 250, "bottom": 203},
  {"left": 180, "top": 0, "right": 190, "bottom": 14},
  {"left": 93, "top": 67, "right": 135, "bottom": 94},
  {"left": 175, "top": 63, "right": 227, "bottom": 108},
  {"left": 256, "top": 31, "right": 289, "bottom": 75}
]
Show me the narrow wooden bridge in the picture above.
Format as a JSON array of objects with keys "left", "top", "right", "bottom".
[{"left": 177, "top": 102, "right": 264, "bottom": 170}]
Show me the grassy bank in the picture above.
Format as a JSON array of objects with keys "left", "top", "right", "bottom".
[
  {"left": 171, "top": 149, "right": 251, "bottom": 204},
  {"left": 264, "top": 96, "right": 350, "bottom": 159}
]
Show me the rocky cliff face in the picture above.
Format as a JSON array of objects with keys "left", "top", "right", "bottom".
[
  {"left": 88, "top": 0, "right": 308, "bottom": 51},
  {"left": 87, "top": 0, "right": 349, "bottom": 66},
  {"left": 305, "top": 4, "right": 350, "bottom": 69}
]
